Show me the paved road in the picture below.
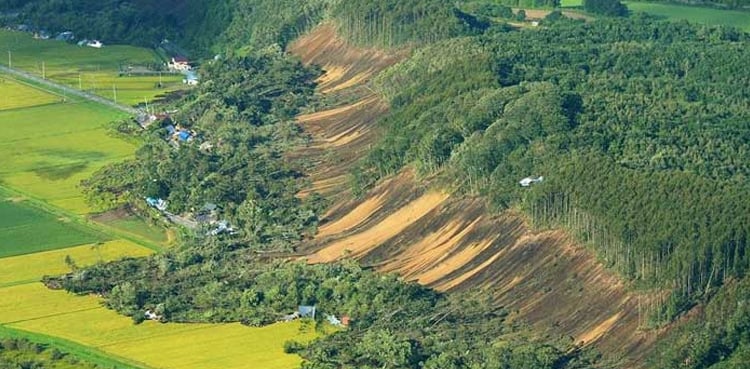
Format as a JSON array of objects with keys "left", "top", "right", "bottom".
[{"left": 0, "top": 64, "right": 144, "bottom": 118}]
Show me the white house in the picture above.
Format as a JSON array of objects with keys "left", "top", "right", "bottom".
[
  {"left": 168, "top": 56, "right": 191, "bottom": 72},
  {"left": 86, "top": 40, "right": 103, "bottom": 48},
  {"left": 519, "top": 176, "right": 544, "bottom": 187}
]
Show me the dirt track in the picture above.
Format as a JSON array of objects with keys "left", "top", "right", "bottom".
[{"left": 290, "top": 24, "right": 657, "bottom": 366}]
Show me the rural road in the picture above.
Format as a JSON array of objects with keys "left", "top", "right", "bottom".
[{"left": 0, "top": 64, "right": 144, "bottom": 118}]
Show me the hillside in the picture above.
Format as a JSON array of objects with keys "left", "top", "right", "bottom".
[
  {"left": 13, "top": 1, "right": 750, "bottom": 368},
  {"left": 288, "top": 24, "right": 654, "bottom": 364}
]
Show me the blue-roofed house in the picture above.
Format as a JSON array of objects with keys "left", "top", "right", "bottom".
[
  {"left": 298, "top": 306, "right": 316, "bottom": 319},
  {"left": 178, "top": 131, "right": 191, "bottom": 142}
]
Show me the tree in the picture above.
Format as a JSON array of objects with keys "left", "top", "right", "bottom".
[{"left": 582, "top": 0, "right": 628, "bottom": 16}]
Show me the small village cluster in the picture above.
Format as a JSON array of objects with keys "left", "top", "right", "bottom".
[
  {"left": 280, "top": 305, "right": 351, "bottom": 328},
  {"left": 8, "top": 24, "right": 200, "bottom": 86}
]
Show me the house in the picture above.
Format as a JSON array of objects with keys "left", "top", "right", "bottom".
[
  {"left": 298, "top": 306, "right": 316, "bottom": 319},
  {"left": 146, "top": 197, "right": 168, "bottom": 211},
  {"left": 168, "top": 56, "right": 191, "bottom": 72},
  {"left": 208, "top": 220, "right": 235, "bottom": 236},
  {"left": 33, "top": 30, "right": 50, "bottom": 39},
  {"left": 55, "top": 31, "right": 75, "bottom": 41},
  {"left": 87, "top": 40, "right": 103, "bottom": 48},
  {"left": 519, "top": 176, "right": 544, "bottom": 187},
  {"left": 144, "top": 310, "right": 161, "bottom": 321},
  {"left": 325, "top": 314, "right": 341, "bottom": 326},
  {"left": 282, "top": 312, "right": 300, "bottom": 322}
]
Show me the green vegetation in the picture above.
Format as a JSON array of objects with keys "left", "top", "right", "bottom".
[
  {"left": 0, "top": 30, "right": 185, "bottom": 105},
  {"left": 0, "top": 100, "right": 134, "bottom": 214},
  {"left": 0, "top": 74, "right": 61, "bottom": 110},
  {"left": 333, "top": 0, "right": 489, "bottom": 48},
  {"left": 82, "top": 50, "right": 324, "bottom": 251},
  {"left": 50, "top": 257, "right": 600, "bottom": 369},
  {"left": 0, "top": 198, "right": 104, "bottom": 258},
  {"left": 355, "top": 15, "right": 750, "bottom": 331},
  {"left": 628, "top": 0, "right": 750, "bottom": 10},
  {"left": 583, "top": 0, "right": 628, "bottom": 15},
  {"left": 625, "top": 2, "right": 750, "bottom": 31},
  {"left": 7, "top": 1, "right": 749, "bottom": 368},
  {"left": 0, "top": 334, "right": 129, "bottom": 369}
]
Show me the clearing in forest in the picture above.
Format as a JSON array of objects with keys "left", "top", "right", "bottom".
[{"left": 0, "top": 30, "right": 185, "bottom": 105}]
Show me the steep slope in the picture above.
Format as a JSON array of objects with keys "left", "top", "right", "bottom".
[{"left": 290, "top": 24, "right": 657, "bottom": 365}]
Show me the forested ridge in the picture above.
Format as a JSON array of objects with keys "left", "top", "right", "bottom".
[{"left": 5, "top": 0, "right": 749, "bottom": 368}]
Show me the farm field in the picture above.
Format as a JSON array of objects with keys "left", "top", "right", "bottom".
[
  {"left": 0, "top": 197, "right": 105, "bottom": 258},
  {"left": 561, "top": 0, "right": 750, "bottom": 31},
  {"left": 0, "top": 30, "right": 186, "bottom": 105},
  {"left": 0, "top": 75, "right": 61, "bottom": 110},
  {"left": 0, "top": 240, "right": 152, "bottom": 287},
  {"left": 0, "top": 99, "right": 134, "bottom": 214},
  {"left": 624, "top": 2, "right": 750, "bottom": 31},
  {"left": 0, "top": 283, "right": 318, "bottom": 369}
]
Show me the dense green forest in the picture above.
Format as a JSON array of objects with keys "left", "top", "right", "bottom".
[{"left": 0, "top": 337, "right": 103, "bottom": 369}]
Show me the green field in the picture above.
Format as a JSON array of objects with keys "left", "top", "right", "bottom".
[
  {"left": 0, "top": 30, "right": 186, "bottom": 105},
  {"left": 0, "top": 100, "right": 134, "bottom": 213},
  {"left": 0, "top": 198, "right": 104, "bottom": 258},
  {"left": 560, "top": 0, "right": 750, "bottom": 31},
  {"left": 0, "top": 76, "right": 61, "bottom": 110},
  {"left": 625, "top": 2, "right": 750, "bottom": 31}
]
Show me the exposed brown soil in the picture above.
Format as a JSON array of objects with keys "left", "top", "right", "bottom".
[{"left": 290, "top": 24, "right": 656, "bottom": 367}]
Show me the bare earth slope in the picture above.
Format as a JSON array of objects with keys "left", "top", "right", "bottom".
[{"left": 290, "top": 24, "right": 656, "bottom": 366}]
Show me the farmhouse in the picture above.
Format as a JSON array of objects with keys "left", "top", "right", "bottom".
[
  {"left": 55, "top": 31, "right": 75, "bottom": 41},
  {"left": 519, "top": 176, "right": 544, "bottom": 187},
  {"left": 168, "top": 56, "right": 191, "bottom": 72},
  {"left": 86, "top": 40, "right": 103, "bottom": 48},
  {"left": 146, "top": 197, "right": 168, "bottom": 211}
]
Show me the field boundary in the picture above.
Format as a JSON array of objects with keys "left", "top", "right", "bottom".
[
  {"left": 0, "top": 185, "right": 164, "bottom": 253},
  {"left": 0, "top": 65, "right": 143, "bottom": 117},
  {"left": 0, "top": 325, "right": 154, "bottom": 369}
]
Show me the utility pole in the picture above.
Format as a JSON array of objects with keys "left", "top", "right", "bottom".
[
  {"left": 78, "top": 73, "right": 82, "bottom": 90},
  {"left": 42, "top": 61, "right": 45, "bottom": 79},
  {"left": 113, "top": 84, "right": 117, "bottom": 103},
  {"left": 7, "top": 51, "right": 10, "bottom": 68}
]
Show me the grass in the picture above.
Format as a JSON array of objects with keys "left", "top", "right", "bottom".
[
  {"left": 0, "top": 240, "right": 152, "bottom": 287},
  {"left": 97, "top": 213, "right": 168, "bottom": 244},
  {"left": 0, "top": 75, "right": 61, "bottom": 110},
  {"left": 0, "top": 30, "right": 187, "bottom": 105},
  {"left": 0, "top": 283, "right": 319, "bottom": 369},
  {"left": 0, "top": 100, "right": 134, "bottom": 214},
  {"left": 624, "top": 2, "right": 750, "bottom": 31},
  {"left": 0, "top": 326, "right": 149, "bottom": 369},
  {"left": 0, "top": 198, "right": 105, "bottom": 259},
  {"left": 560, "top": 0, "right": 750, "bottom": 31}
]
